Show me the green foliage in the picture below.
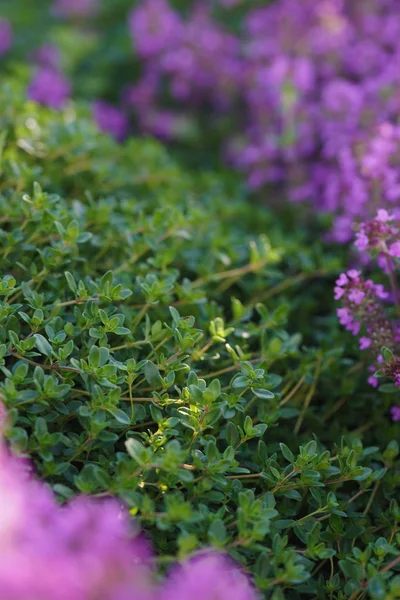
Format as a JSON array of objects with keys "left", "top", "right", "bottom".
[{"left": 0, "top": 88, "right": 399, "bottom": 598}]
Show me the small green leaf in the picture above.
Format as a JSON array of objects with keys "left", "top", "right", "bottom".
[
  {"left": 208, "top": 519, "right": 227, "bottom": 543},
  {"left": 368, "top": 577, "right": 386, "bottom": 599},
  {"left": 34, "top": 334, "right": 53, "bottom": 357},
  {"left": 226, "top": 422, "right": 240, "bottom": 447},
  {"left": 381, "top": 346, "right": 393, "bottom": 362},
  {"left": 64, "top": 272, "right": 77, "bottom": 293},
  {"left": 208, "top": 378, "right": 221, "bottom": 400},
  {"left": 232, "top": 375, "right": 249, "bottom": 389},
  {"left": 280, "top": 443, "right": 295, "bottom": 463},
  {"left": 107, "top": 407, "right": 131, "bottom": 425},
  {"left": 144, "top": 361, "right": 163, "bottom": 388},
  {"left": 89, "top": 346, "right": 101, "bottom": 369},
  {"left": 125, "top": 438, "right": 146, "bottom": 465},
  {"left": 378, "top": 383, "right": 398, "bottom": 393},
  {"left": 251, "top": 387, "right": 274, "bottom": 399}
]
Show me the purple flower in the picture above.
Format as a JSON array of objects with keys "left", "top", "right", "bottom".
[
  {"left": 28, "top": 68, "right": 71, "bottom": 109},
  {"left": 355, "top": 232, "right": 369, "bottom": 251},
  {"left": 0, "top": 402, "right": 264, "bottom": 599},
  {"left": 373, "top": 283, "right": 389, "bottom": 299},
  {"left": 389, "top": 241, "right": 400, "bottom": 257},
  {"left": 124, "top": 71, "right": 159, "bottom": 110},
  {"left": 347, "top": 270, "right": 360, "bottom": 280},
  {"left": 367, "top": 375, "right": 379, "bottom": 387},
  {"left": 391, "top": 405, "right": 400, "bottom": 421},
  {"left": 322, "top": 79, "right": 363, "bottom": 115},
  {"left": 335, "top": 252, "right": 396, "bottom": 368},
  {"left": 129, "top": 0, "right": 183, "bottom": 60},
  {"left": 338, "top": 213, "right": 400, "bottom": 398},
  {"left": 334, "top": 286, "right": 345, "bottom": 300},
  {"left": 0, "top": 18, "right": 12, "bottom": 55},
  {"left": 125, "top": 0, "right": 400, "bottom": 236},
  {"left": 376, "top": 209, "right": 392, "bottom": 223},
  {"left": 0, "top": 424, "right": 155, "bottom": 600},
  {"left": 34, "top": 44, "right": 60, "bottom": 69},
  {"left": 348, "top": 289, "right": 365, "bottom": 305},
  {"left": 161, "top": 553, "right": 258, "bottom": 600},
  {"left": 336, "top": 273, "right": 349, "bottom": 286},
  {"left": 93, "top": 100, "right": 129, "bottom": 142},
  {"left": 359, "top": 336, "right": 372, "bottom": 350},
  {"left": 353, "top": 210, "right": 400, "bottom": 256},
  {"left": 337, "top": 307, "right": 353, "bottom": 326},
  {"left": 348, "top": 321, "right": 361, "bottom": 335}
]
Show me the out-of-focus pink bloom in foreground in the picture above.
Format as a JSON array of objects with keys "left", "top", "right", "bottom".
[
  {"left": 0, "top": 420, "right": 154, "bottom": 600},
  {"left": 0, "top": 397, "right": 258, "bottom": 599},
  {"left": 161, "top": 552, "right": 257, "bottom": 600}
]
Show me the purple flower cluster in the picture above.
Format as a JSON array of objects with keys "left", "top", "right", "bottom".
[
  {"left": 20, "top": 0, "right": 400, "bottom": 223},
  {"left": 0, "top": 440, "right": 154, "bottom": 600},
  {"left": 127, "top": 0, "right": 400, "bottom": 239},
  {"left": 162, "top": 552, "right": 256, "bottom": 600},
  {"left": 27, "top": 61, "right": 128, "bottom": 140},
  {"left": 354, "top": 207, "right": 400, "bottom": 278},
  {"left": 129, "top": 0, "right": 183, "bottom": 61},
  {"left": 335, "top": 269, "right": 389, "bottom": 340},
  {"left": 27, "top": 37, "right": 127, "bottom": 141},
  {"left": 28, "top": 67, "right": 71, "bottom": 110},
  {"left": 27, "top": 37, "right": 72, "bottom": 111},
  {"left": 335, "top": 210, "right": 400, "bottom": 420},
  {"left": 93, "top": 100, "right": 129, "bottom": 143},
  {"left": 0, "top": 417, "right": 258, "bottom": 600},
  {"left": 27, "top": 42, "right": 70, "bottom": 110},
  {"left": 128, "top": 0, "right": 242, "bottom": 139}
]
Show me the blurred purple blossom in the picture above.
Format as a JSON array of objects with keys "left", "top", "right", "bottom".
[
  {"left": 28, "top": 67, "right": 71, "bottom": 109},
  {"left": 19, "top": 0, "right": 400, "bottom": 239},
  {"left": 127, "top": 0, "right": 400, "bottom": 240},
  {"left": 34, "top": 44, "right": 61, "bottom": 69},
  {"left": 161, "top": 552, "right": 257, "bottom": 600},
  {"left": 129, "top": 0, "right": 183, "bottom": 60},
  {"left": 0, "top": 436, "right": 154, "bottom": 600},
  {"left": 0, "top": 410, "right": 258, "bottom": 600},
  {"left": 0, "top": 18, "right": 12, "bottom": 55},
  {"left": 391, "top": 405, "right": 400, "bottom": 421},
  {"left": 128, "top": 1, "right": 242, "bottom": 136},
  {"left": 93, "top": 100, "right": 129, "bottom": 142}
]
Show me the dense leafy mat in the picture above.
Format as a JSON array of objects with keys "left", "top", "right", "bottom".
[{"left": 0, "top": 84, "right": 399, "bottom": 598}]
